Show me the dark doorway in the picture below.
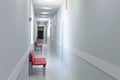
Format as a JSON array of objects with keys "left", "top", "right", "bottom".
[{"left": 37, "top": 26, "right": 44, "bottom": 39}]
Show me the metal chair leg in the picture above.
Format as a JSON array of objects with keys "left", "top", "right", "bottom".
[
  {"left": 29, "top": 62, "right": 32, "bottom": 76},
  {"left": 43, "top": 65, "right": 46, "bottom": 76}
]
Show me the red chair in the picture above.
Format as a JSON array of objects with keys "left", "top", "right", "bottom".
[
  {"left": 34, "top": 41, "right": 42, "bottom": 50},
  {"left": 29, "top": 50, "right": 47, "bottom": 76},
  {"left": 37, "top": 39, "right": 42, "bottom": 42}
]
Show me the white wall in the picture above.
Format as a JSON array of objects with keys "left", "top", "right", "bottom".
[
  {"left": 44, "top": 23, "right": 48, "bottom": 44},
  {"left": 33, "top": 18, "right": 38, "bottom": 42},
  {"left": 51, "top": 0, "right": 120, "bottom": 80},
  {"left": 31, "top": 1, "right": 37, "bottom": 43},
  {"left": 30, "top": 1, "right": 34, "bottom": 44},
  {"left": 51, "top": 5, "right": 65, "bottom": 58},
  {"left": 0, "top": 0, "right": 31, "bottom": 80},
  {"left": 18, "top": 0, "right": 36, "bottom": 80}
]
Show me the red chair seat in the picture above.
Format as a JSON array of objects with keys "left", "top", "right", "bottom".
[
  {"left": 35, "top": 58, "right": 46, "bottom": 61},
  {"left": 30, "top": 51, "right": 46, "bottom": 65},
  {"left": 36, "top": 44, "right": 42, "bottom": 47},
  {"left": 33, "top": 58, "right": 46, "bottom": 65},
  {"left": 35, "top": 41, "right": 42, "bottom": 47}
]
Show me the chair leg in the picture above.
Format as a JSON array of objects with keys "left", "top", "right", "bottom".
[
  {"left": 35, "top": 47, "right": 37, "bottom": 51},
  {"left": 34, "top": 46, "right": 36, "bottom": 51},
  {"left": 43, "top": 65, "right": 46, "bottom": 76},
  {"left": 29, "top": 62, "right": 31, "bottom": 76},
  {"left": 29, "top": 62, "right": 32, "bottom": 76},
  {"left": 41, "top": 46, "right": 42, "bottom": 51}
]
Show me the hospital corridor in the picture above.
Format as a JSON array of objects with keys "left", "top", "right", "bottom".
[{"left": 0, "top": 0, "right": 120, "bottom": 80}]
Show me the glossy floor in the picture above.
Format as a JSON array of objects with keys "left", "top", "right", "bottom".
[{"left": 29, "top": 43, "right": 75, "bottom": 80}]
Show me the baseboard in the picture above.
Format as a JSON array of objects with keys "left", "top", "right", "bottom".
[
  {"left": 52, "top": 39, "right": 120, "bottom": 80},
  {"left": 8, "top": 44, "right": 33, "bottom": 80}
]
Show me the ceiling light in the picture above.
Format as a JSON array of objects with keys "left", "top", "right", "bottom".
[
  {"left": 40, "top": 15, "right": 49, "bottom": 18},
  {"left": 41, "top": 7, "right": 52, "bottom": 9},
  {"left": 40, "top": 12, "right": 50, "bottom": 14},
  {"left": 44, "top": 0, "right": 56, "bottom": 1},
  {"left": 35, "top": 0, "right": 63, "bottom": 5},
  {"left": 37, "top": 18, "right": 50, "bottom": 21}
]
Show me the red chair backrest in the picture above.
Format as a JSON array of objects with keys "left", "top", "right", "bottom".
[{"left": 30, "top": 50, "right": 35, "bottom": 64}]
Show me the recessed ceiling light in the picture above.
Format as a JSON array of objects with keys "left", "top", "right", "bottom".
[
  {"left": 40, "top": 15, "right": 49, "bottom": 18},
  {"left": 40, "top": 12, "right": 50, "bottom": 14},
  {"left": 36, "top": 0, "right": 62, "bottom": 4},
  {"left": 37, "top": 18, "right": 50, "bottom": 21},
  {"left": 41, "top": 7, "right": 52, "bottom": 9},
  {"left": 44, "top": 0, "right": 56, "bottom": 1}
]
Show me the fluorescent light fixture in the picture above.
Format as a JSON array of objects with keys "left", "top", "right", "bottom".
[
  {"left": 36, "top": 0, "right": 62, "bottom": 4},
  {"left": 41, "top": 7, "right": 52, "bottom": 9},
  {"left": 40, "top": 12, "right": 50, "bottom": 14},
  {"left": 44, "top": 0, "right": 56, "bottom": 1},
  {"left": 37, "top": 18, "right": 50, "bottom": 21},
  {"left": 40, "top": 15, "right": 48, "bottom": 17},
  {"left": 44, "top": 0, "right": 63, "bottom": 3}
]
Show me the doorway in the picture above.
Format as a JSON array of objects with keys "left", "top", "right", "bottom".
[{"left": 37, "top": 26, "right": 44, "bottom": 39}]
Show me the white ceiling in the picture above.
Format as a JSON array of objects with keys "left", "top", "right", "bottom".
[{"left": 33, "top": 0, "right": 63, "bottom": 18}]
